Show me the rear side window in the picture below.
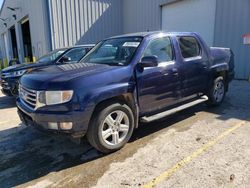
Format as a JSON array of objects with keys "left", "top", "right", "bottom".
[
  {"left": 143, "top": 37, "right": 173, "bottom": 62},
  {"left": 178, "top": 37, "right": 200, "bottom": 59}
]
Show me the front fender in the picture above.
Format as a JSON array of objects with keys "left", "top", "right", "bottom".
[
  {"left": 89, "top": 82, "right": 135, "bottom": 105},
  {"left": 76, "top": 82, "right": 136, "bottom": 111},
  {"left": 73, "top": 82, "right": 136, "bottom": 130}
]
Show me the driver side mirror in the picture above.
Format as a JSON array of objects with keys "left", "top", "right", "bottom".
[
  {"left": 139, "top": 56, "right": 158, "bottom": 67},
  {"left": 59, "top": 56, "right": 71, "bottom": 63}
]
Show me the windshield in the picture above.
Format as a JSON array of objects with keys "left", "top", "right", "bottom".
[
  {"left": 37, "top": 49, "right": 67, "bottom": 63},
  {"left": 80, "top": 37, "right": 143, "bottom": 66}
]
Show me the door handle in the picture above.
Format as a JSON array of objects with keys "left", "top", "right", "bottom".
[
  {"left": 202, "top": 64, "right": 207, "bottom": 68},
  {"left": 201, "top": 62, "right": 208, "bottom": 68},
  {"left": 171, "top": 68, "right": 179, "bottom": 76},
  {"left": 164, "top": 68, "right": 178, "bottom": 76}
]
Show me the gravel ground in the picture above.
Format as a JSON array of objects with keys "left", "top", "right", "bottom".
[{"left": 0, "top": 80, "right": 249, "bottom": 188}]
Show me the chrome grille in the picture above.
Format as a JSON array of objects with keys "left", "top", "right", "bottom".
[{"left": 19, "top": 85, "right": 37, "bottom": 109}]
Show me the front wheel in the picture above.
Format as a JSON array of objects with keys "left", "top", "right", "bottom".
[
  {"left": 87, "top": 101, "right": 135, "bottom": 153},
  {"left": 207, "top": 76, "right": 226, "bottom": 106},
  {"left": 11, "top": 86, "right": 18, "bottom": 97}
]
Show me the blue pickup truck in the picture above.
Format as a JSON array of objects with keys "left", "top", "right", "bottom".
[{"left": 17, "top": 32, "right": 234, "bottom": 153}]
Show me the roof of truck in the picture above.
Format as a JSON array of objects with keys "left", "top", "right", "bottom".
[
  {"left": 109, "top": 31, "right": 198, "bottom": 39},
  {"left": 55, "top": 44, "right": 95, "bottom": 51}
]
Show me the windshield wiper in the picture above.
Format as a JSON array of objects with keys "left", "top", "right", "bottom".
[
  {"left": 104, "top": 62, "right": 124, "bottom": 66},
  {"left": 88, "top": 61, "right": 125, "bottom": 66}
]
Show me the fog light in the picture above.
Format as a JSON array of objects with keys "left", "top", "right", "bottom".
[
  {"left": 60, "top": 122, "right": 73, "bottom": 130},
  {"left": 48, "top": 122, "right": 58, "bottom": 130}
]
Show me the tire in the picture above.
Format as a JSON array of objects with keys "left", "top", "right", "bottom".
[
  {"left": 206, "top": 76, "right": 226, "bottom": 106},
  {"left": 11, "top": 86, "right": 18, "bottom": 97},
  {"left": 87, "top": 101, "right": 135, "bottom": 153},
  {"left": 1, "top": 89, "right": 13, "bottom": 97}
]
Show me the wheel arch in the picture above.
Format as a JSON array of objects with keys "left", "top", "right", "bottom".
[
  {"left": 210, "top": 69, "right": 229, "bottom": 91},
  {"left": 90, "top": 92, "right": 139, "bottom": 129}
]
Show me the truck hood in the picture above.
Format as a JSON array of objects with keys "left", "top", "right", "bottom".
[
  {"left": 2, "top": 61, "right": 52, "bottom": 73},
  {"left": 20, "top": 63, "right": 125, "bottom": 90}
]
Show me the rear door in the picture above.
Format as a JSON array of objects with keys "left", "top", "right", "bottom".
[
  {"left": 137, "top": 36, "right": 181, "bottom": 115},
  {"left": 177, "top": 36, "right": 209, "bottom": 98}
]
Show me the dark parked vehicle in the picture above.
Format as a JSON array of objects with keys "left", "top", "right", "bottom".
[
  {"left": 17, "top": 32, "right": 234, "bottom": 153},
  {"left": 1, "top": 45, "right": 94, "bottom": 96}
]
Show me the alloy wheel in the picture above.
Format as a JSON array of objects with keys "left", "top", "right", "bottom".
[
  {"left": 213, "top": 81, "right": 225, "bottom": 103},
  {"left": 101, "top": 110, "right": 130, "bottom": 146}
]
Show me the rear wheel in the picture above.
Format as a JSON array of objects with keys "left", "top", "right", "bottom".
[
  {"left": 207, "top": 76, "right": 226, "bottom": 106},
  {"left": 87, "top": 101, "right": 135, "bottom": 153}
]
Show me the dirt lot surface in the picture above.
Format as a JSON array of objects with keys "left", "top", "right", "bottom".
[{"left": 0, "top": 80, "right": 250, "bottom": 188}]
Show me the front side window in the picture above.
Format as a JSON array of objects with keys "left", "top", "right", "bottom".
[
  {"left": 81, "top": 37, "right": 143, "bottom": 66},
  {"left": 61, "top": 48, "right": 87, "bottom": 63},
  {"left": 142, "top": 37, "right": 173, "bottom": 62},
  {"left": 178, "top": 36, "right": 201, "bottom": 59},
  {"left": 38, "top": 49, "right": 66, "bottom": 63}
]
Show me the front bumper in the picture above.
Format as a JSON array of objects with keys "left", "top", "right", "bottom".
[
  {"left": 16, "top": 98, "right": 92, "bottom": 138},
  {"left": 1, "top": 77, "right": 19, "bottom": 96}
]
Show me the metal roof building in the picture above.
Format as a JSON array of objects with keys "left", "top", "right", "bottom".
[{"left": 0, "top": 0, "right": 249, "bottom": 79}]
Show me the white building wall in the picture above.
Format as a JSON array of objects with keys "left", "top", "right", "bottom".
[
  {"left": 214, "top": 0, "right": 250, "bottom": 79},
  {"left": 0, "top": 0, "right": 51, "bottom": 62},
  {"left": 161, "top": 0, "right": 217, "bottom": 46},
  {"left": 122, "top": 0, "right": 176, "bottom": 34},
  {"left": 0, "top": 0, "right": 249, "bottom": 79},
  {"left": 0, "top": 0, "right": 123, "bottom": 62},
  {"left": 48, "top": 0, "right": 123, "bottom": 50}
]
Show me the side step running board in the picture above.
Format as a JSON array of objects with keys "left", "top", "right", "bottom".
[{"left": 141, "top": 96, "right": 208, "bottom": 123}]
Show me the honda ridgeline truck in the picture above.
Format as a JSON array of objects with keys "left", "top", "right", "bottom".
[{"left": 17, "top": 32, "right": 234, "bottom": 153}]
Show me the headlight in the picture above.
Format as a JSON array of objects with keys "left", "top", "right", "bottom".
[
  {"left": 37, "top": 90, "right": 73, "bottom": 107},
  {"left": 12, "top": 70, "right": 26, "bottom": 76}
]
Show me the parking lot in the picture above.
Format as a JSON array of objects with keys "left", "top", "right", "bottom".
[{"left": 0, "top": 80, "right": 250, "bottom": 188}]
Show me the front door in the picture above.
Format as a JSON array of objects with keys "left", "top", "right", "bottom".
[{"left": 137, "top": 37, "right": 181, "bottom": 115}]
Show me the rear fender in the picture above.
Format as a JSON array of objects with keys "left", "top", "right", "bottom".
[
  {"left": 209, "top": 64, "right": 229, "bottom": 91},
  {"left": 210, "top": 63, "right": 229, "bottom": 73}
]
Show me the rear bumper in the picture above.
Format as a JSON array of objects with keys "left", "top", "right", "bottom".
[{"left": 16, "top": 98, "right": 91, "bottom": 138}]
